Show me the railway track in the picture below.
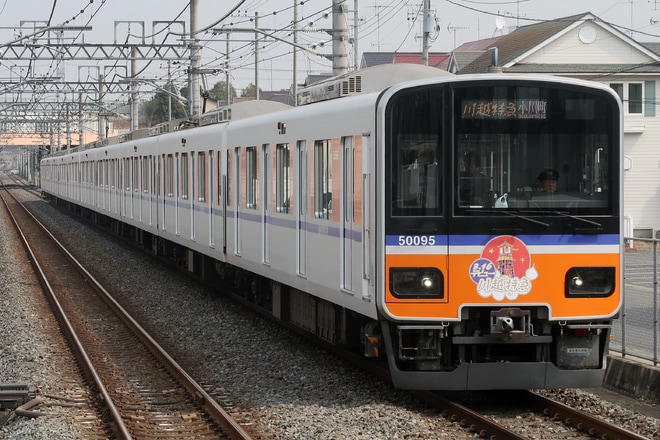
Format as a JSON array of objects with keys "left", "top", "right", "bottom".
[
  {"left": 215, "top": 279, "right": 653, "bottom": 440},
  {"left": 0, "top": 179, "right": 257, "bottom": 440}
]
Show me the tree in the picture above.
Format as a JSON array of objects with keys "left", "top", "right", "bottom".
[
  {"left": 241, "top": 82, "right": 262, "bottom": 98},
  {"left": 208, "top": 80, "right": 237, "bottom": 103},
  {"left": 142, "top": 84, "right": 187, "bottom": 126}
]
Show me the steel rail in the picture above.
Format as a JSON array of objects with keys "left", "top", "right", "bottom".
[
  {"left": 2, "top": 181, "right": 254, "bottom": 440},
  {"left": 526, "top": 391, "right": 651, "bottom": 440},
  {"left": 0, "top": 186, "right": 132, "bottom": 440}
]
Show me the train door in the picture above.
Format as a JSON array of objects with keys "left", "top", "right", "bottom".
[
  {"left": 148, "top": 155, "right": 154, "bottom": 227},
  {"left": 134, "top": 157, "right": 140, "bottom": 221},
  {"left": 209, "top": 150, "right": 215, "bottom": 248},
  {"left": 297, "top": 140, "right": 308, "bottom": 276},
  {"left": 121, "top": 158, "right": 126, "bottom": 218},
  {"left": 137, "top": 157, "right": 143, "bottom": 223},
  {"left": 191, "top": 151, "right": 196, "bottom": 241},
  {"left": 361, "top": 134, "right": 372, "bottom": 301},
  {"left": 160, "top": 154, "right": 166, "bottom": 231},
  {"left": 234, "top": 147, "right": 242, "bottom": 255},
  {"left": 223, "top": 150, "right": 230, "bottom": 255},
  {"left": 112, "top": 159, "right": 117, "bottom": 215},
  {"left": 342, "top": 136, "right": 354, "bottom": 292},
  {"left": 153, "top": 155, "right": 159, "bottom": 230},
  {"left": 262, "top": 144, "right": 271, "bottom": 264},
  {"left": 175, "top": 153, "right": 180, "bottom": 235}
]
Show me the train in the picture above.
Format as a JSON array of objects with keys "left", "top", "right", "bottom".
[{"left": 40, "top": 64, "right": 623, "bottom": 390}]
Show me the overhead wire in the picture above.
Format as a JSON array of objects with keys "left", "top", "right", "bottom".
[{"left": 9, "top": 0, "right": 660, "bottom": 115}]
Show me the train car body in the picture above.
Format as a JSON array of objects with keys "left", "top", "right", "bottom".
[{"left": 41, "top": 64, "right": 623, "bottom": 390}]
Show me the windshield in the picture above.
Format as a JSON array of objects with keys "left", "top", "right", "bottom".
[{"left": 454, "top": 84, "right": 616, "bottom": 214}]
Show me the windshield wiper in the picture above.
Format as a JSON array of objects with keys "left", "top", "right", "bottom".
[
  {"left": 501, "top": 211, "right": 551, "bottom": 228},
  {"left": 469, "top": 210, "right": 551, "bottom": 228},
  {"left": 549, "top": 211, "right": 603, "bottom": 233}
]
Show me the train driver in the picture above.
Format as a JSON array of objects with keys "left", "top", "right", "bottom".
[{"left": 538, "top": 168, "right": 558, "bottom": 193}]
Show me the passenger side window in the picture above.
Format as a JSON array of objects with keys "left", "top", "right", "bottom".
[
  {"left": 246, "top": 147, "right": 258, "bottom": 209},
  {"left": 198, "top": 152, "right": 207, "bottom": 203},
  {"left": 181, "top": 153, "right": 189, "bottom": 200},
  {"left": 226, "top": 150, "right": 232, "bottom": 207},
  {"left": 276, "top": 143, "right": 291, "bottom": 213},
  {"left": 166, "top": 154, "right": 174, "bottom": 197},
  {"left": 314, "top": 139, "right": 332, "bottom": 219}
]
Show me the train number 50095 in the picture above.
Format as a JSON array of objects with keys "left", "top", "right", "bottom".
[{"left": 398, "top": 235, "right": 436, "bottom": 246}]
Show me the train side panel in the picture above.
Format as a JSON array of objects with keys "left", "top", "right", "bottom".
[{"left": 220, "top": 96, "right": 378, "bottom": 319}]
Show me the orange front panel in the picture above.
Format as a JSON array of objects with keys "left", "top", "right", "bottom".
[
  {"left": 449, "top": 252, "right": 620, "bottom": 318},
  {"left": 384, "top": 235, "right": 620, "bottom": 321},
  {"left": 385, "top": 253, "right": 450, "bottom": 319}
]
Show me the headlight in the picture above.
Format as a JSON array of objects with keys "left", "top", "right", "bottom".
[
  {"left": 390, "top": 268, "right": 444, "bottom": 299},
  {"left": 565, "top": 267, "right": 616, "bottom": 297}
]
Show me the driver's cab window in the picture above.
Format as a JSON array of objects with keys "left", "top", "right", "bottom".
[
  {"left": 455, "top": 132, "right": 610, "bottom": 211},
  {"left": 389, "top": 89, "right": 444, "bottom": 217},
  {"left": 454, "top": 87, "right": 612, "bottom": 213}
]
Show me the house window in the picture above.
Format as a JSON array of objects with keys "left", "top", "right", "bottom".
[{"left": 610, "top": 82, "right": 643, "bottom": 114}]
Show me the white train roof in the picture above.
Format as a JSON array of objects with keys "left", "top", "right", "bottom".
[{"left": 296, "top": 63, "right": 453, "bottom": 106}]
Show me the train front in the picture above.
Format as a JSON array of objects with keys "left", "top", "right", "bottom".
[{"left": 377, "top": 76, "right": 622, "bottom": 390}]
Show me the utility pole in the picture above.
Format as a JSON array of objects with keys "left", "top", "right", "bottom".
[
  {"left": 131, "top": 47, "right": 138, "bottom": 131},
  {"left": 98, "top": 73, "right": 105, "bottom": 140},
  {"left": 293, "top": 1, "right": 298, "bottom": 106},
  {"left": 354, "top": 0, "right": 359, "bottom": 70},
  {"left": 190, "top": 0, "right": 201, "bottom": 117},
  {"left": 255, "top": 12, "right": 260, "bottom": 100},
  {"left": 167, "top": 61, "right": 172, "bottom": 121},
  {"left": 78, "top": 92, "right": 83, "bottom": 146},
  {"left": 226, "top": 35, "right": 231, "bottom": 105},
  {"left": 422, "top": 0, "right": 431, "bottom": 66},
  {"left": 333, "top": 0, "right": 349, "bottom": 76}
]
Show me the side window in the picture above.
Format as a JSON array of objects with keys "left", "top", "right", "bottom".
[
  {"left": 389, "top": 89, "right": 443, "bottom": 217},
  {"left": 234, "top": 147, "right": 241, "bottom": 208},
  {"left": 342, "top": 136, "right": 354, "bottom": 222},
  {"left": 167, "top": 154, "right": 174, "bottom": 197},
  {"left": 276, "top": 143, "right": 291, "bottom": 213},
  {"left": 181, "top": 153, "right": 189, "bottom": 200},
  {"left": 246, "top": 146, "right": 258, "bottom": 209},
  {"left": 142, "top": 156, "right": 149, "bottom": 193},
  {"left": 198, "top": 152, "right": 207, "bottom": 203},
  {"left": 226, "top": 150, "right": 232, "bottom": 207},
  {"left": 216, "top": 151, "right": 222, "bottom": 206},
  {"left": 133, "top": 157, "right": 139, "bottom": 192},
  {"left": 124, "top": 158, "right": 130, "bottom": 191},
  {"left": 314, "top": 139, "right": 332, "bottom": 219}
]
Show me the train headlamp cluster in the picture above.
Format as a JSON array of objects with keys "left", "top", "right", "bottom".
[
  {"left": 565, "top": 267, "right": 616, "bottom": 297},
  {"left": 390, "top": 268, "right": 444, "bottom": 299}
]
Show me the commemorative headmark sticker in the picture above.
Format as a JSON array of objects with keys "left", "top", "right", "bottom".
[{"left": 469, "top": 235, "right": 538, "bottom": 301}]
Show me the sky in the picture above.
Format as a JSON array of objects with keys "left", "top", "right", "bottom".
[{"left": 1, "top": 0, "right": 660, "bottom": 97}]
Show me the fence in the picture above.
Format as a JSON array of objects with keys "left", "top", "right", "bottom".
[{"left": 614, "top": 237, "right": 660, "bottom": 364}]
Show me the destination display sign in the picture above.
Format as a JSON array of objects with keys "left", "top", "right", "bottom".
[{"left": 461, "top": 99, "right": 548, "bottom": 120}]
